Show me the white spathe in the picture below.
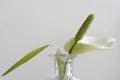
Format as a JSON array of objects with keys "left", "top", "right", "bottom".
[{"left": 64, "top": 36, "right": 116, "bottom": 54}]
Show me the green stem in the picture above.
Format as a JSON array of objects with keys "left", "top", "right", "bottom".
[
  {"left": 61, "top": 42, "right": 77, "bottom": 80},
  {"left": 69, "top": 41, "right": 77, "bottom": 54}
]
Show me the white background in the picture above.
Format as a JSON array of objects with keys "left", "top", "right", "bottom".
[{"left": 0, "top": 0, "right": 120, "bottom": 80}]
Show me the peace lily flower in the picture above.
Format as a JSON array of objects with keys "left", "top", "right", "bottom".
[{"left": 64, "top": 36, "right": 116, "bottom": 54}]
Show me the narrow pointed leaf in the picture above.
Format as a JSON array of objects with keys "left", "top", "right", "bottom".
[
  {"left": 56, "top": 49, "right": 64, "bottom": 80},
  {"left": 56, "top": 49, "right": 61, "bottom": 55},
  {"left": 2, "top": 45, "right": 49, "bottom": 76}
]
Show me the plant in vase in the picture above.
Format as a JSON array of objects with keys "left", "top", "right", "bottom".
[{"left": 1, "top": 14, "right": 116, "bottom": 80}]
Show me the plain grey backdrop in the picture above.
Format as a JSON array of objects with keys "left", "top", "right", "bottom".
[{"left": 0, "top": 0, "right": 120, "bottom": 80}]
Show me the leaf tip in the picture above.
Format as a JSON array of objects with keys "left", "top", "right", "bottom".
[{"left": 1, "top": 72, "right": 6, "bottom": 76}]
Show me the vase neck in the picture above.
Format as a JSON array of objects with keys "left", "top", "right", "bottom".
[{"left": 52, "top": 57, "right": 73, "bottom": 77}]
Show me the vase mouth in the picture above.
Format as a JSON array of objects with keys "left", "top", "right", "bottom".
[{"left": 48, "top": 53, "right": 77, "bottom": 59}]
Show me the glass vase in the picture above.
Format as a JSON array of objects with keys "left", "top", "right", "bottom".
[{"left": 48, "top": 53, "right": 80, "bottom": 80}]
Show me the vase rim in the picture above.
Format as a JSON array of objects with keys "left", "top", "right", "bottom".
[{"left": 48, "top": 53, "right": 77, "bottom": 59}]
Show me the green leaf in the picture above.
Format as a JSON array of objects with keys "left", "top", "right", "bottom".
[
  {"left": 56, "top": 49, "right": 66, "bottom": 80},
  {"left": 56, "top": 57, "right": 65, "bottom": 80},
  {"left": 2, "top": 45, "right": 49, "bottom": 76},
  {"left": 56, "top": 49, "right": 61, "bottom": 55}
]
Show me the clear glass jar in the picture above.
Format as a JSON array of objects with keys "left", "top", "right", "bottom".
[{"left": 48, "top": 53, "right": 80, "bottom": 80}]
